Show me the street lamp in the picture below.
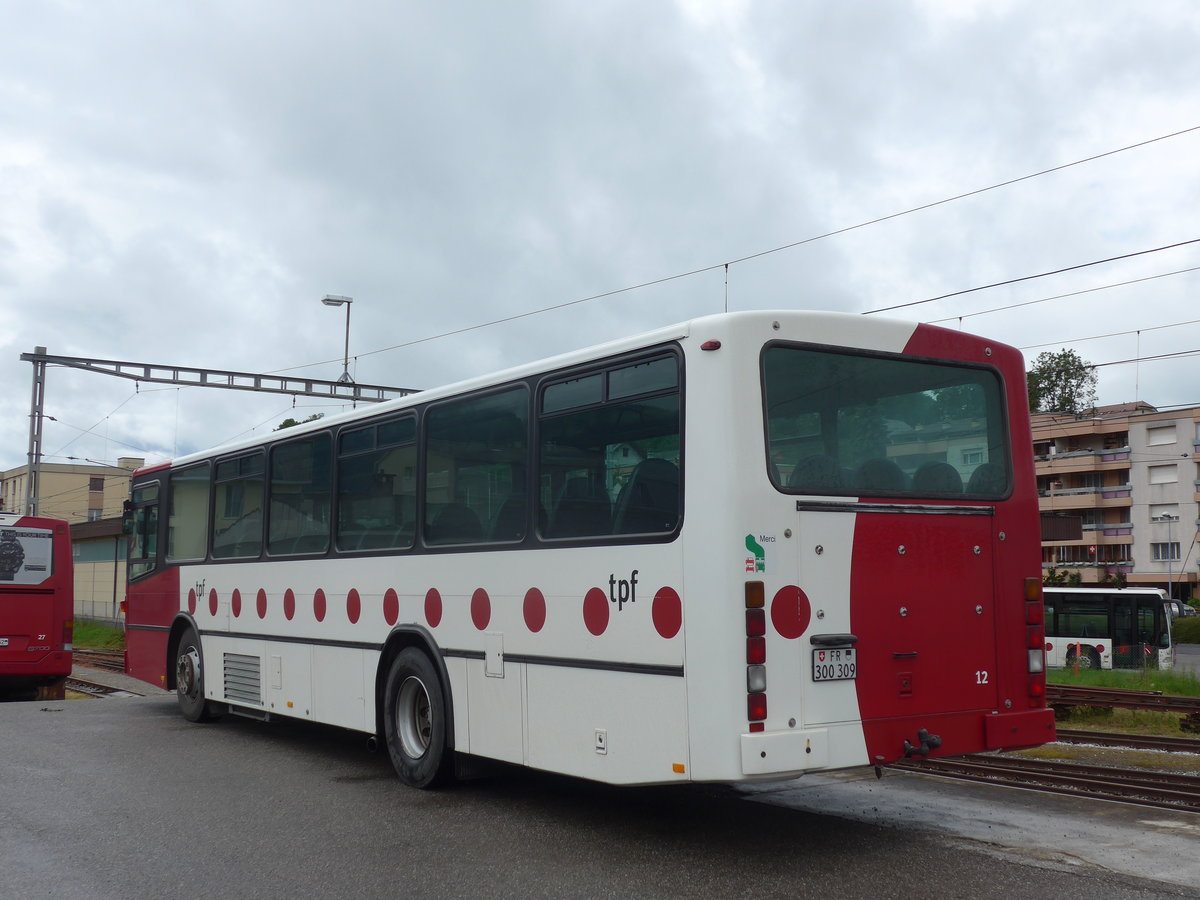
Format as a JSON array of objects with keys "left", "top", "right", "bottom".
[
  {"left": 1155, "top": 513, "right": 1178, "bottom": 601},
  {"left": 321, "top": 295, "right": 354, "bottom": 384}
]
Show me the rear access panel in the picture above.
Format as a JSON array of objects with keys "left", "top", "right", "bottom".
[{"left": 848, "top": 504, "right": 998, "bottom": 760}]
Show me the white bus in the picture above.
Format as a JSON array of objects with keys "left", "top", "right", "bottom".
[
  {"left": 125, "top": 310, "right": 1053, "bottom": 788},
  {"left": 1043, "top": 586, "right": 1174, "bottom": 671}
]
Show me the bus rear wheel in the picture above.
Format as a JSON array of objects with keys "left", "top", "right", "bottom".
[
  {"left": 383, "top": 647, "right": 452, "bottom": 789},
  {"left": 1068, "top": 648, "right": 1101, "bottom": 670},
  {"left": 176, "top": 626, "right": 219, "bottom": 722}
]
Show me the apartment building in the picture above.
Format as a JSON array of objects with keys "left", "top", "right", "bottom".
[
  {"left": 0, "top": 457, "right": 144, "bottom": 523},
  {"left": 1, "top": 457, "right": 144, "bottom": 622},
  {"left": 1033, "top": 403, "right": 1199, "bottom": 602}
]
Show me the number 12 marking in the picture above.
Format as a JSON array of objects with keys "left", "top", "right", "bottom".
[{"left": 975, "top": 670, "right": 989, "bottom": 684}]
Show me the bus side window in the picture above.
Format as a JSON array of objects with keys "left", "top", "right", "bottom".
[
  {"left": 538, "top": 352, "right": 681, "bottom": 541},
  {"left": 128, "top": 483, "right": 160, "bottom": 579},
  {"left": 424, "top": 387, "right": 529, "bottom": 547}
]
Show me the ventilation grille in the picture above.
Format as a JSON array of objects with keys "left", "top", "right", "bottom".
[{"left": 223, "top": 653, "right": 262, "bottom": 706}]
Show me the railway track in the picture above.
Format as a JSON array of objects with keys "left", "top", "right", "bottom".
[
  {"left": 65, "top": 676, "right": 143, "bottom": 698},
  {"left": 1055, "top": 729, "right": 1200, "bottom": 754},
  {"left": 889, "top": 753, "right": 1200, "bottom": 813},
  {"left": 1046, "top": 683, "right": 1200, "bottom": 715},
  {"left": 73, "top": 648, "right": 126, "bottom": 672}
]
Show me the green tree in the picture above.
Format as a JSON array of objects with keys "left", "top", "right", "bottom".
[
  {"left": 274, "top": 413, "right": 325, "bottom": 431},
  {"left": 1027, "top": 349, "right": 1098, "bottom": 414}
]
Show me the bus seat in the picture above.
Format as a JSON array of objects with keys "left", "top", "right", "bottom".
[
  {"left": 913, "top": 462, "right": 963, "bottom": 494},
  {"left": 427, "top": 503, "right": 483, "bottom": 544},
  {"left": 788, "top": 455, "right": 846, "bottom": 492},
  {"left": 613, "top": 459, "right": 679, "bottom": 534},
  {"left": 549, "top": 477, "right": 611, "bottom": 538},
  {"left": 966, "top": 463, "right": 1006, "bottom": 495},
  {"left": 855, "top": 458, "right": 907, "bottom": 493},
  {"left": 489, "top": 493, "right": 529, "bottom": 542}
]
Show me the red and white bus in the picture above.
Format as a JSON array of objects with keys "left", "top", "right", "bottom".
[
  {"left": 124, "top": 310, "right": 1054, "bottom": 787},
  {"left": 0, "top": 513, "right": 73, "bottom": 700},
  {"left": 1043, "top": 586, "right": 1174, "bottom": 671}
]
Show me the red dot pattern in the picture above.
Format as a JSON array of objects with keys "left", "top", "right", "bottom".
[
  {"left": 583, "top": 587, "right": 610, "bottom": 636},
  {"left": 424, "top": 589, "right": 443, "bottom": 628},
  {"left": 470, "top": 588, "right": 491, "bottom": 631},
  {"left": 523, "top": 588, "right": 546, "bottom": 633},
  {"left": 184, "top": 582, "right": 700, "bottom": 639},
  {"left": 770, "top": 585, "right": 812, "bottom": 640},
  {"left": 652, "top": 587, "right": 682, "bottom": 639}
]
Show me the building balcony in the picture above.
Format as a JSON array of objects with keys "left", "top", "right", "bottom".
[
  {"left": 1080, "top": 522, "right": 1133, "bottom": 536},
  {"left": 1034, "top": 450, "right": 1131, "bottom": 476},
  {"left": 1038, "top": 485, "right": 1132, "bottom": 512}
]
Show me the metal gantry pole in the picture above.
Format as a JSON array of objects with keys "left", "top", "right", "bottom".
[{"left": 25, "top": 345, "right": 47, "bottom": 516}]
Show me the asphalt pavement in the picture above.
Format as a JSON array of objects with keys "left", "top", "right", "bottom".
[{"left": 2, "top": 690, "right": 1196, "bottom": 898}]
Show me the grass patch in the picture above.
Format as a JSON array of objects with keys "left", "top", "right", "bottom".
[
  {"left": 1171, "top": 615, "right": 1200, "bottom": 644},
  {"left": 1047, "top": 665, "right": 1200, "bottom": 697},
  {"left": 73, "top": 619, "right": 126, "bottom": 650},
  {"left": 1053, "top": 706, "right": 1190, "bottom": 736}
]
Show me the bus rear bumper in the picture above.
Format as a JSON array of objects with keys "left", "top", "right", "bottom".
[
  {"left": 740, "top": 727, "right": 829, "bottom": 776},
  {"left": 983, "top": 707, "right": 1056, "bottom": 751}
]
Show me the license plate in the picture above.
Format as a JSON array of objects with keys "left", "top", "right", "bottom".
[{"left": 812, "top": 647, "right": 856, "bottom": 681}]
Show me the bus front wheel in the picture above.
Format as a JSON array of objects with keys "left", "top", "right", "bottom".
[
  {"left": 176, "top": 626, "right": 219, "bottom": 722},
  {"left": 383, "top": 647, "right": 452, "bottom": 789}
]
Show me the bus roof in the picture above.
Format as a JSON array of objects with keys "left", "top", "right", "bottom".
[{"left": 136, "top": 308, "right": 1004, "bottom": 476}]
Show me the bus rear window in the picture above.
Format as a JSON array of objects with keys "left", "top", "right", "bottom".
[{"left": 763, "top": 345, "right": 1010, "bottom": 498}]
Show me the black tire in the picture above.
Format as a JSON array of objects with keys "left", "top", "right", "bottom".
[
  {"left": 1067, "top": 647, "right": 1100, "bottom": 670},
  {"left": 383, "top": 647, "right": 452, "bottom": 788},
  {"left": 175, "top": 626, "right": 219, "bottom": 722}
]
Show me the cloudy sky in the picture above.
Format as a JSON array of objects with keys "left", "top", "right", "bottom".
[{"left": 2, "top": 1, "right": 1199, "bottom": 479}]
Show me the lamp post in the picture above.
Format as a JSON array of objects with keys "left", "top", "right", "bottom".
[
  {"left": 1156, "top": 513, "right": 1178, "bottom": 600},
  {"left": 321, "top": 295, "right": 354, "bottom": 384}
]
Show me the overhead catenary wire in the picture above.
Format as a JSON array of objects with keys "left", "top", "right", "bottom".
[
  {"left": 1018, "top": 315, "right": 1200, "bottom": 352},
  {"left": 861, "top": 239, "right": 1200, "bottom": 316},
  {"left": 928, "top": 265, "right": 1200, "bottom": 327},
  {"left": 267, "top": 124, "right": 1200, "bottom": 374}
]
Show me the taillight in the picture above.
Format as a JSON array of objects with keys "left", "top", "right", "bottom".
[
  {"left": 1024, "top": 579, "right": 1046, "bottom": 700},
  {"left": 746, "top": 636, "right": 766, "bottom": 665},
  {"left": 745, "top": 582, "right": 768, "bottom": 730},
  {"left": 62, "top": 619, "right": 74, "bottom": 652},
  {"left": 745, "top": 608, "right": 766, "bottom": 636},
  {"left": 747, "top": 692, "right": 768, "bottom": 721}
]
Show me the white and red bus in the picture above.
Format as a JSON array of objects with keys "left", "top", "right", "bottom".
[
  {"left": 0, "top": 513, "right": 73, "bottom": 700},
  {"left": 1043, "top": 586, "right": 1174, "bottom": 671},
  {"left": 124, "top": 310, "right": 1053, "bottom": 787}
]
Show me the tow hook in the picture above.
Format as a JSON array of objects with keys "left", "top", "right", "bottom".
[{"left": 903, "top": 728, "right": 942, "bottom": 758}]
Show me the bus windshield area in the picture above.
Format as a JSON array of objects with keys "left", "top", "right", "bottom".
[{"left": 762, "top": 345, "right": 1011, "bottom": 498}]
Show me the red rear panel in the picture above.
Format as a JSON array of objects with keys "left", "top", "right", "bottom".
[
  {"left": 851, "top": 508, "right": 998, "bottom": 761},
  {"left": 0, "top": 517, "right": 73, "bottom": 681}
]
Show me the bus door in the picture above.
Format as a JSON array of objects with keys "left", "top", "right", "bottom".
[
  {"left": 846, "top": 506, "right": 999, "bottom": 757},
  {"left": 0, "top": 523, "right": 58, "bottom": 667}
]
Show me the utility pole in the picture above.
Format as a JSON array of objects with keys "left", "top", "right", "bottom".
[
  {"left": 25, "top": 346, "right": 47, "bottom": 516},
  {"left": 19, "top": 348, "right": 418, "bottom": 515}
]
